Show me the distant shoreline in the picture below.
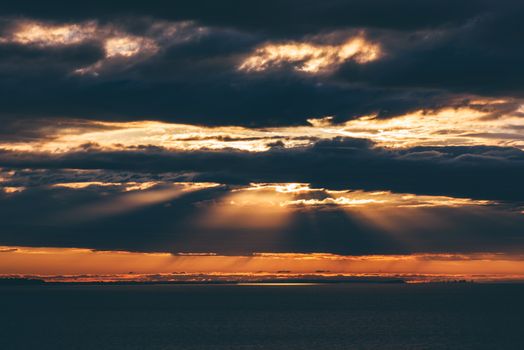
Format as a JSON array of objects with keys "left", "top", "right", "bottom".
[
  {"left": 0, "top": 277, "right": 409, "bottom": 286},
  {"left": 0, "top": 277, "right": 488, "bottom": 286}
]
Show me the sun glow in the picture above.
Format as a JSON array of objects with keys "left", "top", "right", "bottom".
[{"left": 237, "top": 183, "right": 493, "bottom": 209}]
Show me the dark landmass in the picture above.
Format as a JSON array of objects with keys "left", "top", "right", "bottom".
[
  {"left": 0, "top": 276, "right": 406, "bottom": 286},
  {"left": 0, "top": 278, "right": 46, "bottom": 286}
]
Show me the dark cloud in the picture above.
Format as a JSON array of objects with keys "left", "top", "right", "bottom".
[
  {"left": 0, "top": 1, "right": 522, "bottom": 127},
  {"left": 2, "top": 137, "right": 524, "bottom": 202},
  {"left": 0, "top": 70, "right": 462, "bottom": 127},
  {"left": 0, "top": 118, "right": 119, "bottom": 143},
  {"left": 338, "top": 11, "right": 524, "bottom": 99},
  {"left": 0, "top": 32, "right": 462, "bottom": 127},
  {"left": 0, "top": 179, "right": 523, "bottom": 255},
  {"left": 0, "top": 0, "right": 493, "bottom": 35}
]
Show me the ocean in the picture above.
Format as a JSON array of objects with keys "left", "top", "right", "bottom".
[{"left": 1, "top": 283, "right": 523, "bottom": 349}]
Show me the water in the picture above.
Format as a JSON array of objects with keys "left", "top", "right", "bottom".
[{"left": 1, "top": 284, "right": 523, "bottom": 349}]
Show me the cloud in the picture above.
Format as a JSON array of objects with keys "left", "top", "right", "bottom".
[
  {"left": 1, "top": 1, "right": 524, "bottom": 258},
  {"left": 2, "top": 137, "right": 524, "bottom": 201},
  {"left": 0, "top": 0, "right": 493, "bottom": 35},
  {"left": 0, "top": 20, "right": 97, "bottom": 46},
  {"left": 3, "top": 106, "right": 524, "bottom": 154},
  {"left": 1, "top": 137, "right": 523, "bottom": 256},
  {"left": 336, "top": 9, "right": 524, "bottom": 98},
  {"left": 239, "top": 34, "right": 381, "bottom": 73},
  {"left": 0, "top": 18, "right": 204, "bottom": 75},
  {"left": 0, "top": 2, "right": 522, "bottom": 127},
  {"left": 0, "top": 179, "right": 523, "bottom": 255}
]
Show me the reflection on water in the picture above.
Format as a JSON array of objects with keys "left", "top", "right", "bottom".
[{"left": 236, "top": 283, "right": 322, "bottom": 286}]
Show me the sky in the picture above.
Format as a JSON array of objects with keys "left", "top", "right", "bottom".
[{"left": 1, "top": 0, "right": 524, "bottom": 282}]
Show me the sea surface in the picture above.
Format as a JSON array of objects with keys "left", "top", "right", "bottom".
[{"left": 1, "top": 283, "right": 523, "bottom": 349}]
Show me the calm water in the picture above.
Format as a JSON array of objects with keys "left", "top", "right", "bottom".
[{"left": 1, "top": 284, "right": 523, "bottom": 349}]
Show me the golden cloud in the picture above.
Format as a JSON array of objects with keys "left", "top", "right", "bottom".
[
  {"left": 0, "top": 19, "right": 201, "bottom": 75},
  {"left": 239, "top": 35, "right": 381, "bottom": 73}
]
